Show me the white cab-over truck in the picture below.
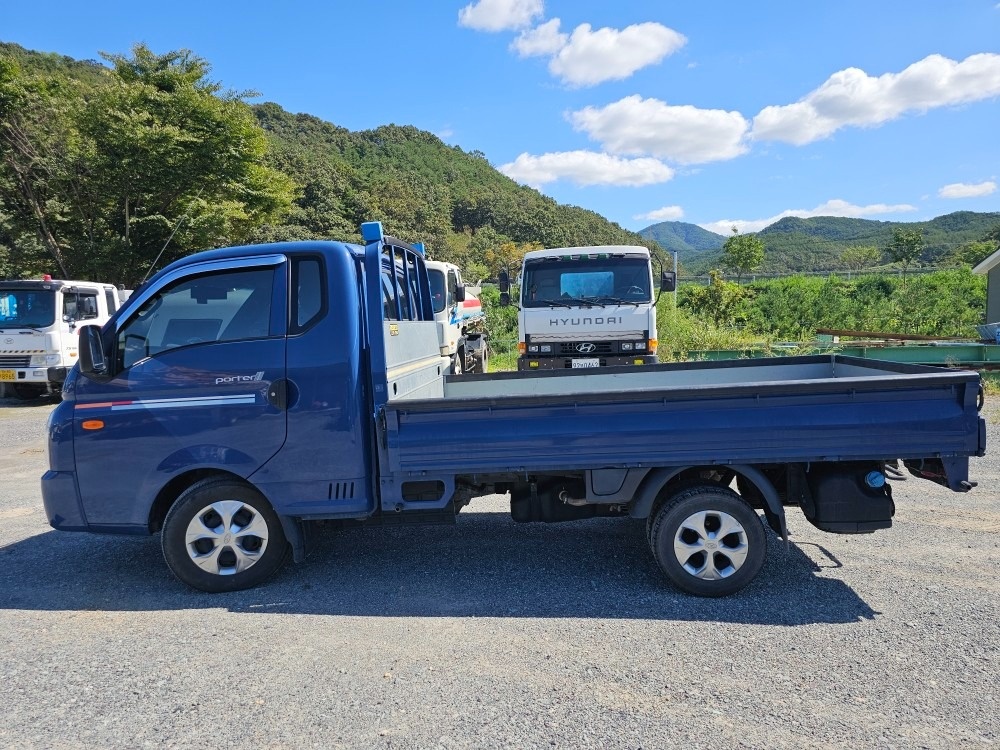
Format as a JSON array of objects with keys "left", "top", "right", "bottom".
[
  {"left": 425, "top": 258, "right": 487, "bottom": 374},
  {"left": 0, "top": 276, "right": 127, "bottom": 399},
  {"left": 500, "top": 246, "right": 675, "bottom": 370}
]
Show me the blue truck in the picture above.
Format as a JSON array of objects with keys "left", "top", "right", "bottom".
[{"left": 42, "top": 223, "right": 987, "bottom": 597}]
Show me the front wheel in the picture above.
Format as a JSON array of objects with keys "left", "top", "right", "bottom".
[
  {"left": 161, "top": 478, "right": 288, "bottom": 592},
  {"left": 648, "top": 484, "right": 766, "bottom": 597}
]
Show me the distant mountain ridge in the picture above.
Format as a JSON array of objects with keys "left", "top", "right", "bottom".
[
  {"left": 637, "top": 221, "right": 727, "bottom": 255},
  {"left": 642, "top": 212, "right": 1000, "bottom": 274}
]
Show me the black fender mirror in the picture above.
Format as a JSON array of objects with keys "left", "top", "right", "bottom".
[
  {"left": 660, "top": 270, "right": 677, "bottom": 293},
  {"left": 78, "top": 325, "right": 110, "bottom": 381},
  {"left": 454, "top": 285, "right": 466, "bottom": 303},
  {"left": 498, "top": 270, "right": 511, "bottom": 307}
]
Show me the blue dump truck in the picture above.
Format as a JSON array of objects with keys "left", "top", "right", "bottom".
[{"left": 42, "top": 223, "right": 987, "bottom": 597}]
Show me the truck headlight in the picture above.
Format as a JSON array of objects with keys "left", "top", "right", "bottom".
[
  {"left": 540, "top": 344, "right": 552, "bottom": 353},
  {"left": 528, "top": 345, "right": 539, "bottom": 353},
  {"left": 621, "top": 342, "right": 633, "bottom": 351},
  {"left": 634, "top": 342, "right": 646, "bottom": 351},
  {"left": 30, "top": 354, "right": 62, "bottom": 366}
]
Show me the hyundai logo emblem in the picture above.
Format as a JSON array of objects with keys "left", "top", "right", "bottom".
[{"left": 576, "top": 342, "right": 596, "bottom": 353}]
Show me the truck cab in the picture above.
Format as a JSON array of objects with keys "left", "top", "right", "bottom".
[
  {"left": 425, "top": 259, "right": 487, "bottom": 374},
  {"left": 507, "top": 246, "right": 667, "bottom": 370},
  {"left": 0, "top": 277, "right": 125, "bottom": 398}
]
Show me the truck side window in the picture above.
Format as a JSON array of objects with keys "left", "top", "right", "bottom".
[
  {"left": 291, "top": 256, "right": 325, "bottom": 333},
  {"left": 116, "top": 268, "right": 274, "bottom": 369},
  {"left": 105, "top": 288, "right": 118, "bottom": 314},
  {"left": 446, "top": 270, "right": 458, "bottom": 307},
  {"left": 64, "top": 292, "right": 99, "bottom": 321}
]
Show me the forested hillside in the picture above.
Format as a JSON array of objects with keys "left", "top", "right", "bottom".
[
  {"left": 251, "top": 104, "right": 665, "bottom": 280},
  {"left": 0, "top": 42, "right": 659, "bottom": 286}
]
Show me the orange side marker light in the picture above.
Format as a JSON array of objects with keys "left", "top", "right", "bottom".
[{"left": 81, "top": 420, "right": 105, "bottom": 431}]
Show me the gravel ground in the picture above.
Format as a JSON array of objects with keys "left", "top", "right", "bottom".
[{"left": 0, "top": 395, "right": 997, "bottom": 749}]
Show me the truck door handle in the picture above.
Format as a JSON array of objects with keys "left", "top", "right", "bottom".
[{"left": 266, "top": 378, "right": 294, "bottom": 410}]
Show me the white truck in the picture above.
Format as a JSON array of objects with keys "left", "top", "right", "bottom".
[
  {"left": 0, "top": 276, "right": 127, "bottom": 399},
  {"left": 499, "top": 246, "right": 675, "bottom": 371},
  {"left": 425, "top": 259, "right": 488, "bottom": 374}
]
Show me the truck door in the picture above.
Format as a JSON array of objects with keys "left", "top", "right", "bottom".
[{"left": 72, "top": 256, "right": 287, "bottom": 529}]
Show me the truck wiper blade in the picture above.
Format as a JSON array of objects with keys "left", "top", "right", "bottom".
[
  {"left": 537, "top": 299, "right": 575, "bottom": 309},
  {"left": 593, "top": 295, "right": 640, "bottom": 307},
  {"left": 554, "top": 297, "right": 596, "bottom": 308}
]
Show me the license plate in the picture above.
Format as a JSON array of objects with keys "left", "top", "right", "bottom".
[
  {"left": 571, "top": 358, "right": 600, "bottom": 368},
  {"left": 0, "top": 370, "right": 15, "bottom": 381}
]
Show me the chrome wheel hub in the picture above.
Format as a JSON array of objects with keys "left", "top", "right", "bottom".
[
  {"left": 185, "top": 500, "right": 269, "bottom": 576},
  {"left": 673, "top": 510, "right": 749, "bottom": 580}
]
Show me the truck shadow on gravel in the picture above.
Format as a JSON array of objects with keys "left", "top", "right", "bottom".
[{"left": 0, "top": 512, "right": 878, "bottom": 625}]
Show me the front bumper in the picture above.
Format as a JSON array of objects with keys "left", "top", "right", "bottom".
[
  {"left": 41, "top": 470, "right": 90, "bottom": 531},
  {"left": 518, "top": 354, "right": 658, "bottom": 370}
]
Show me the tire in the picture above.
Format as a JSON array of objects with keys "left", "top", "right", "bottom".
[
  {"left": 161, "top": 478, "right": 289, "bottom": 593},
  {"left": 12, "top": 384, "right": 44, "bottom": 401},
  {"left": 470, "top": 345, "right": 488, "bottom": 374},
  {"left": 452, "top": 349, "right": 464, "bottom": 375},
  {"left": 648, "top": 484, "right": 766, "bottom": 597}
]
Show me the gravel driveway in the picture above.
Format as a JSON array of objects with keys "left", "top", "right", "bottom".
[{"left": 1, "top": 395, "right": 997, "bottom": 749}]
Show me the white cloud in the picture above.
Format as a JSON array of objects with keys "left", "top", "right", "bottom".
[
  {"left": 570, "top": 95, "right": 750, "bottom": 164},
  {"left": 752, "top": 53, "right": 1000, "bottom": 145},
  {"left": 939, "top": 180, "right": 997, "bottom": 198},
  {"left": 548, "top": 22, "right": 686, "bottom": 87},
  {"left": 499, "top": 151, "right": 674, "bottom": 188},
  {"left": 698, "top": 199, "right": 918, "bottom": 235},
  {"left": 511, "top": 18, "right": 567, "bottom": 57},
  {"left": 635, "top": 206, "right": 685, "bottom": 222},
  {"left": 458, "top": 0, "right": 543, "bottom": 31}
]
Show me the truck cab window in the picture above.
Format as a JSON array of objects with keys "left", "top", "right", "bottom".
[
  {"left": 291, "top": 257, "right": 325, "bottom": 333},
  {"left": 64, "top": 292, "right": 99, "bottom": 321},
  {"left": 116, "top": 268, "right": 274, "bottom": 369}
]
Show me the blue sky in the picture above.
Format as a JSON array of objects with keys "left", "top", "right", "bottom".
[{"left": 3, "top": 1, "right": 999, "bottom": 235}]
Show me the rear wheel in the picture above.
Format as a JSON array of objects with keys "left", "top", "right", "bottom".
[
  {"left": 161, "top": 478, "right": 288, "bottom": 592},
  {"left": 648, "top": 484, "right": 766, "bottom": 597},
  {"left": 452, "top": 349, "right": 464, "bottom": 375},
  {"left": 470, "top": 344, "right": 488, "bottom": 374}
]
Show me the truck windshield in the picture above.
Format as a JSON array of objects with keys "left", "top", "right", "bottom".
[
  {"left": 0, "top": 289, "right": 57, "bottom": 328},
  {"left": 521, "top": 257, "right": 651, "bottom": 308}
]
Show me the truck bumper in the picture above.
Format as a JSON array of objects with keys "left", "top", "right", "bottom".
[
  {"left": 41, "top": 470, "right": 90, "bottom": 531},
  {"left": 518, "top": 354, "right": 658, "bottom": 371}
]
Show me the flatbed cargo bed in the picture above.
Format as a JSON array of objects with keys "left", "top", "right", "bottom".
[{"left": 383, "top": 355, "right": 984, "bottom": 484}]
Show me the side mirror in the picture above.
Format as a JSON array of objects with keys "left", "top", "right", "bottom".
[
  {"left": 454, "top": 285, "right": 466, "bottom": 303},
  {"left": 78, "top": 325, "right": 109, "bottom": 380},
  {"left": 660, "top": 270, "right": 677, "bottom": 293}
]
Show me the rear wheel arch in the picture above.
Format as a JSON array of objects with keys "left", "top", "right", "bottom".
[{"left": 630, "top": 464, "right": 786, "bottom": 540}]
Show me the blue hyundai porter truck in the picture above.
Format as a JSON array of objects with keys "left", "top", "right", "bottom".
[{"left": 41, "top": 223, "right": 987, "bottom": 597}]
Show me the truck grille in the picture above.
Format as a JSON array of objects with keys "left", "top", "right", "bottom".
[
  {"left": 0, "top": 355, "right": 30, "bottom": 367},
  {"left": 558, "top": 342, "right": 615, "bottom": 355}
]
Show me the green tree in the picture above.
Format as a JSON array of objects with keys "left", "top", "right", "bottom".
[
  {"left": 0, "top": 45, "right": 296, "bottom": 285},
  {"left": 721, "top": 226, "right": 765, "bottom": 283},
  {"left": 886, "top": 227, "right": 924, "bottom": 284},
  {"left": 840, "top": 245, "right": 881, "bottom": 273},
  {"left": 683, "top": 270, "right": 751, "bottom": 326}
]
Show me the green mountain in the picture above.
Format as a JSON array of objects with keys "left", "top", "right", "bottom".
[
  {"left": 637, "top": 221, "right": 726, "bottom": 255},
  {"left": 684, "top": 212, "right": 1000, "bottom": 275}
]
